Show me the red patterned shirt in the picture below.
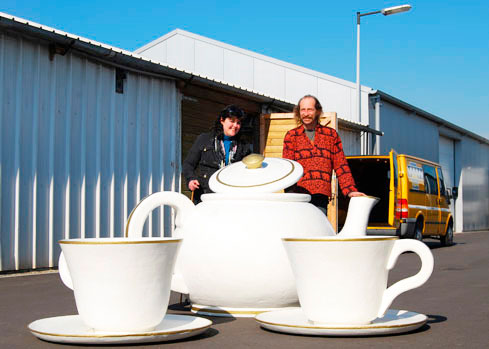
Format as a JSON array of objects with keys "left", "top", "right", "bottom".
[{"left": 282, "top": 124, "right": 357, "bottom": 197}]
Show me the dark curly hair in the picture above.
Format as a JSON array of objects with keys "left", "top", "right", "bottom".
[
  {"left": 212, "top": 105, "right": 246, "bottom": 139},
  {"left": 293, "top": 95, "right": 323, "bottom": 125}
]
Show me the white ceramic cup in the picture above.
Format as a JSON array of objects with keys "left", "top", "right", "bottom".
[
  {"left": 58, "top": 237, "right": 181, "bottom": 332},
  {"left": 282, "top": 236, "right": 434, "bottom": 325}
]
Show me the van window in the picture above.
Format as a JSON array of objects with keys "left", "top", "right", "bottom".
[
  {"left": 407, "top": 161, "right": 424, "bottom": 192},
  {"left": 423, "top": 165, "right": 438, "bottom": 195},
  {"left": 438, "top": 168, "right": 449, "bottom": 203}
]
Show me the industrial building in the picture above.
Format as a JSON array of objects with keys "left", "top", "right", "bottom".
[
  {"left": 136, "top": 29, "right": 489, "bottom": 234},
  {"left": 0, "top": 13, "right": 487, "bottom": 271}
]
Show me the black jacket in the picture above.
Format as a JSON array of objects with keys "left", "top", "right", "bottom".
[{"left": 182, "top": 132, "right": 250, "bottom": 201}]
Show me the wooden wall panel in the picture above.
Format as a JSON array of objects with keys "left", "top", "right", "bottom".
[
  {"left": 260, "top": 112, "right": 338, "bottom": 157},
  {"left": 179, "top": 84, "right": 261, "bottom": 199}
]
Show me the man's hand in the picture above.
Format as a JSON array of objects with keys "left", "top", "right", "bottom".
[
  {"left": 348, "top": 191, "right": 366, "bottom": 198},
  {"left": 188, "top": 180, "right": 200, "bottom": 191}
]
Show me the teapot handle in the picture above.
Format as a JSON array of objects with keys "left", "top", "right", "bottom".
[{"left": 125, "top": 191, "right": 195, "bottom": 238}]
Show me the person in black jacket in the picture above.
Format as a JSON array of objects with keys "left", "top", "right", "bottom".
[{"left": 183, "top": 105, "right": 251, "bottom": 203}]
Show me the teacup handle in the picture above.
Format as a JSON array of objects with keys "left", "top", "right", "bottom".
[
  {"left": 58, "top": 252, "right": 74, "bottom": 290},
  {"left": 124, "top": 192, "right": 194, "bottom": 295},
  {"left": 378, "top": 239, "right": 434, "bottom": 317}
]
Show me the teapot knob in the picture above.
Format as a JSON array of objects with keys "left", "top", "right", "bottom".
[{"left": 242, "top": 153, "right": 265, "bottom": 169}]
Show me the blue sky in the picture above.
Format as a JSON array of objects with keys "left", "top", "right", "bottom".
[{"left": 2, "top": 1, "right": 489, "bottom": 139}]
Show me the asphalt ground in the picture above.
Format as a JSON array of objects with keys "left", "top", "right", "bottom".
[{"left": 1, "top": 231, "right": 488, "bottom": 348}]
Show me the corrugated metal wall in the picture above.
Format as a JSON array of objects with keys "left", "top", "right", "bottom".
[
  {"left": 0, "top": 33, "right": 181, "bottom": 271},
  {"left": 460, "top": 140, "right": 489, "bottom": 231},
  {"left": 378, "top": 101, "right": 439, "bottom": 161},
  {"left": 338, "top": 129, "right": 361, "bottom": 156},
  {"left": 379, "top": 99, "right": 489, "bottom": 232}
]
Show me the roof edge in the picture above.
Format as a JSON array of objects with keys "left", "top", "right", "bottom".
[
  {"left": 134, "top": 29, "right": 180, "bottom": 54},
  {"left": 135, "top": 28, "right": 372, "bottom": 92},
  {"left": 372, "top": 90, "right": 489, "bottom": 145}
]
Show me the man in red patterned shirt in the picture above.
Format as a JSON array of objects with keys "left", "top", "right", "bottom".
[{"left": 283, "top": 95, "right": 365, "bottom": 214}]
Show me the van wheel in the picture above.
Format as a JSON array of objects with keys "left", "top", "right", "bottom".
[
  {"left": 441, "top": 224, "right": 454, "bottom": 246},
  {"left": 414, "top": 221, "right": 423, "bottom": 241}
]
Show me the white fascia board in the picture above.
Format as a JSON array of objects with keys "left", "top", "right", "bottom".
[
  {"left": 135, "top": 28, "right": 374, "bottom": 93},
  {"left": 134, "top": 29, "right": 181, "bottom": 54},
  {"left": 0, "top": 12, "right": 182, "bottom": 73}
]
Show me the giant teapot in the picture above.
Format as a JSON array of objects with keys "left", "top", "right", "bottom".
[{"left": 126, "top": 154, "right": 378, "bottom": 317}]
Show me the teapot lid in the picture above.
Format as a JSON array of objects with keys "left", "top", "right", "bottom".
[{"left": 208, "top": 154, "right": 303, "bottom": 193}]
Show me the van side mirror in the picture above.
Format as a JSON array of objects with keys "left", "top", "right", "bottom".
[{"left": 451, "top": 186, "right": 458, "bottom": 200}]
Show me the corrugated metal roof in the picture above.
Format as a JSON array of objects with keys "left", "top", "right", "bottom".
[
  {"left": 0, "top": 11, "right": 375, "bottom": 133},
  {"left": 137, "top": 28, "right": 489, "bottom": 145},
  {"left": 1, "top": 12, "right": 486, "bottom": 144},
  {"left": 0, "top": 12, "right": 293, "bottom": 108},
  {"left": 373, "top": 90, "right": 489, "bottom": 145}
]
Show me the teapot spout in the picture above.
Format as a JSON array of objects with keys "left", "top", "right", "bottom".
[{"left": 338, "top": 196, "right": 379, "bottom": 237}]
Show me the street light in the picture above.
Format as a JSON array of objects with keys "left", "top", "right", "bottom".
[{"left": 356, "top": 4, "right": 411, "bottom": 151}]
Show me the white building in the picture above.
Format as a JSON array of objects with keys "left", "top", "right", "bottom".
[{"left": 0, "top": 14, "right": 487, "bottom": 271}]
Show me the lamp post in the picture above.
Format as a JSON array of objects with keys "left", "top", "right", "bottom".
[{"left": 356, "top": 4, "right": 411, "bottom": 152}]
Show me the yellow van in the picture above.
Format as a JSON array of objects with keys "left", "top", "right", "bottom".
[{"left": 338, "top": 151, "right": 454, "bottom": 246}]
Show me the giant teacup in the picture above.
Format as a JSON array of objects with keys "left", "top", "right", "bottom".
[
  {"left": 282, "top": 236, "right": 434, "bottom": 325},
  {"left": 58, "top": 237, "right": 181, "bottom": 332}
]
